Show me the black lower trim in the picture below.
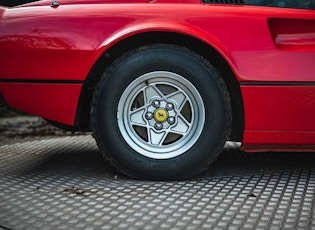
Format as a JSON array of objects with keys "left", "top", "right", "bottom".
[
  {"left": 0, "top": 79, "right": 83, "bottom": 84},
  {"left": 240, "top": 81, "right": 315, "bottom": 86}
]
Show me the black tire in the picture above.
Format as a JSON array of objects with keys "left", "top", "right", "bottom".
[{"left": 91, "top": 44, "right": 231, "bottom": 180}]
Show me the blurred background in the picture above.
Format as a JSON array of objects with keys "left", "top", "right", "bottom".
[{"left": 0, "top": 108, "right": 89, "bottom": 145}]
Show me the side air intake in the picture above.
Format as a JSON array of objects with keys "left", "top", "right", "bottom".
[{"left": 203, "top": 0, "right": 246, "bottom": 4}]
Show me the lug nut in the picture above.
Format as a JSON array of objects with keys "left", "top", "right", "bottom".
[
  {"left": 154, "top": 122, "right": 163, "bottom": 130},
  {"left": 152, "top": 100, "right": 160, "bottom": 108},
  {"left": 145, "top": 112, "right": 153, "bottom": 120},
  {"left": 166, "top": 103, "right": 174, "bottom": 111},
  {"left": 168, "top": 116, "right": 175, "bottom": 125}
]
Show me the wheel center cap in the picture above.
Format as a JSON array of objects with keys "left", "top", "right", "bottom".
[{"left": 154, "top": 108, "right": 168, "bottom": 122}]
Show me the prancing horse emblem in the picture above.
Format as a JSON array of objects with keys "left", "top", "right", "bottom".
[{"left": 154, "top": 109, "right": 168, "bottom": 122}]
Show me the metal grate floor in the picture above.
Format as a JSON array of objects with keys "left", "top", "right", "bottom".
[{"left": 0, "top": 136, "right": 315, "bottom": 229}]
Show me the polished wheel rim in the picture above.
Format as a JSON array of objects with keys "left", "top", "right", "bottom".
[{"left": 117, "top": 71, "right": 205, "bottom": 159}]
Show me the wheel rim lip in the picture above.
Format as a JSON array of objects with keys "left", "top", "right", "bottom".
[{"left": 117, "top": 71, "right": 205, "bottom": 159}]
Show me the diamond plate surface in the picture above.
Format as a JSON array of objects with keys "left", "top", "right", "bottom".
[{"left": 0, "top": 136, "right": 315, "bottom": 229}]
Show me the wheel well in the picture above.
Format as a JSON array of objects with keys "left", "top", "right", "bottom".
[{"left": 75, "top": 32, "right": 244, "bottom": 141}]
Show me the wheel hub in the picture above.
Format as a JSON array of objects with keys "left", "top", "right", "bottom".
[
  {"left": 154, "top": 108, "right": 168, "bottom": 122},
  {"left": 145, "top": 100, "right": 177, "bottom": 131}
]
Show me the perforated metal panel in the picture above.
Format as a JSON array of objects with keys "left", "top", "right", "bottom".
[{"left": 1, "top": 136, "right": 315, "bottom": 229}]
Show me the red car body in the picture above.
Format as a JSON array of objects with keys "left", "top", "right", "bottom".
[{"left": 0, "top": 0, "right": 315, "bottom": 152}]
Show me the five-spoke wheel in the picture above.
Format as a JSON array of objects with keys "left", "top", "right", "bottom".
[
  {"left": 118, "top": 71, "right": 205, "bottom": 159},
  {"left": 91, "top": 44, "right": 231, "bottom": 180}
]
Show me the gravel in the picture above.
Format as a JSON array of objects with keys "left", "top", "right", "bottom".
[{"left": 0, "top": 116, "right": 91, "bottom": 146}]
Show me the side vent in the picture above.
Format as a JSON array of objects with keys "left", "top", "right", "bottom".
[{"left": 203, "top": 0, "right": 246, "bottom": 4}]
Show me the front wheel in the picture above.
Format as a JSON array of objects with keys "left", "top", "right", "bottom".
[{"left": 91, "top": 44, "right": 231, "bottom": 180}]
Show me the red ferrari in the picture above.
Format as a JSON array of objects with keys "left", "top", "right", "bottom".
[{"left": 0, "top": 0, "right": 314, "bottom": 179}]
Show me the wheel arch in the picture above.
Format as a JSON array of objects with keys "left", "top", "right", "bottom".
[{"left": 76, "top": 31, "right": 244, "bottom": 141}]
